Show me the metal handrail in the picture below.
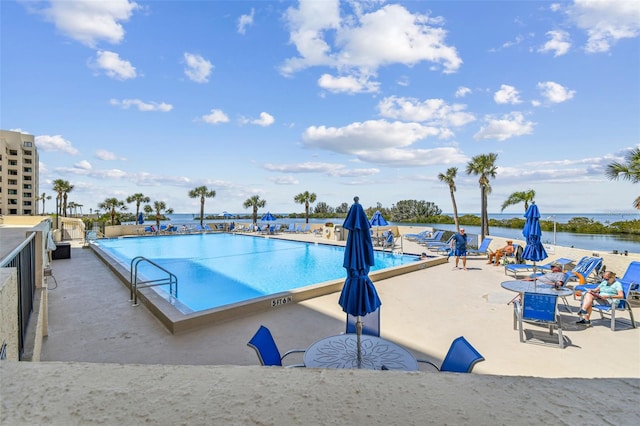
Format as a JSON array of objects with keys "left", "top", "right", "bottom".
[{"left": 129, "top": 256, "right": 178, "bottom": 306}]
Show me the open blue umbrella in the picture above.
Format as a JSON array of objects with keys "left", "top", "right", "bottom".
[
  {"left": 369, "top": 210, "right": 389, "bottom": 227},
  {"left": 522, "top": 203, "right": 548, "bottom": 285},
  {"left": 261, "top": 212, "right": 276, "bottom": 221},
  {"left": 339, "top": 197, "right": 381, "bottom": 367},
  {"left": 137, "top": 212, "right": 144, "bottom": 225}
]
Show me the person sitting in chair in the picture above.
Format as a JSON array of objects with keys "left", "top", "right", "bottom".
[
  {"left": 576, "top": 271, "right": 623, "bottom": 326},
  {"left": 487, "top": 240, "right": 514, "bottom": 266}
]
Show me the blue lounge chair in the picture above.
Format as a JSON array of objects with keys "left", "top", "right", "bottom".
[
  {"left": 416, "top": 230, "right": 444, "bottom": 245},
  {"left": 284, "top": 223, "right": 296, "bottom": 233},
  {"left": 467, "top": 237, "right": 493, "bottom": 256},
  {"left": 531, "top": 256, "right": 603, "bottom": 286},
  {"left": 302, "top": 224, "right": 311, "bottom": 233},
  {"left": 417, "top": 336, "right": 485, "bottom": 373},
  {"left": 247, "top": 325, "right": 305, "bottom": 367},
  {"left": 405, "top": 230, "right": 431, "bottom": 241}
]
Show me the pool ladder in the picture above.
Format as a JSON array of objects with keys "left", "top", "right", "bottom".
[{"left": 130, "top": 256, "right": 178, "bottom": 306}]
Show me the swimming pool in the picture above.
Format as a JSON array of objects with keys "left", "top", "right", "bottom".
[{"left": 93, "top": 233, "right": 416, "bottom": 312}]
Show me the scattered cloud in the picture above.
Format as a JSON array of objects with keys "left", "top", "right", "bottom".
[
  {"left": 95, "top": 150, "right": 123, "bottom": 161},
  {"left": 568, "top": 0, "right": 640, "bottom": 53},
  {"left": 494, "top": 84, "right": 522, "bottom": 104},
  {"left": 252, "top": 112, "right": 275, "bottom": 127},
  {"left": 537, "top": 81, "right": 575, "bottom": 103},
  {"left": 318, "top": 73, "right": 380, "bottom": 94},
  {"left": 237, "top": 8, "right": 255, "bottom": 34},
  {"left": 92, "top": 50, "right": 137, "bottom": 80},
  {"left": 183, "top": 53, "right": 213, "bottom": 83},
  {"left": 199, "top": 109, "right": 230, "bottom": 124},
  {"left": 109, "top": 98, "right": 173, "bottom": 112},
  {"left": 35, "top": 135, "right": 79, "bottom": 155},
  {"left": 473, "top": 112, "right": 535, "bottom": 141},
  {"left": 36, "top": 0, "right": 140, "bottom": 47},
  {"left": 264, "top": 162, "right": 379, "bottom": 178},
  {"left": 377, "top": 96, "right": 475, "bottom": 129},
  {"left": 74, "top": 160, "right": 92, "bottom": 170},
  {"left": 455, "top": 86, "right": 471, "bottom": 98},
  {"left": 538, "top": 30, "right": 571, "bottom": 56}
]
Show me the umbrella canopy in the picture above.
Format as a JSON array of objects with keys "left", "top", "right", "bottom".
[
  {"left": 339, "top": 198, "right": 381, "bottom": 317},
  {"left": 369, "top": 211, "right": 389, "bottom": 227},
  {"left": 222, "top": 211, "right": 234, "bottom": 218},
  {"left": 261, "top": 212, "right": 276, "bottom": 221},
  {"left": 137, "top": 212, "right": 144, "bottom": 225},
  {"left": 522, "top": 203, "right": 548, "bottom": 264}
]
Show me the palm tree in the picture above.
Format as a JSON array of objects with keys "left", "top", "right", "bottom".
[
  {"left": 438, "top": 167, "right": 460, "bottom": 232},
  {"left": 466, "top": 153, "right": 499, "bottom": 237},
  {"left": 243, "top": 195, "right": 266, "bottom": 227},
  {"left": 52, "top": 179, "right": 73, "bottom": 226},
  {"left": 144, "top": 201, "right": 174, "bottom": 229},
  {"left": 126, "top": 193, "right": 150, "bottom": 224},
  {"left": 501, "top": 190, "right": 536, "bottom": 212},
  {"left": 98, "top": 198, "right": 127, "bottom": 226},
  {"left": 188, "top": 186, "right": 216, "bottom": 226},
  {"left": 605, "top": 147, "right": 640, "bottom": 209},
  {"left": 36, "top": 192, "right": 51, "bottom": 214},
  {"left": 294, "top": 191, "right": 317, "bottom": 223}
]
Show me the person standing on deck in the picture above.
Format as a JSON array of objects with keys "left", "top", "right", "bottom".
[{"left": 450, "top": 228, "right": 468, "bottom": 270}]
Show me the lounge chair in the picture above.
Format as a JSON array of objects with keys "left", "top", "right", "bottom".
[
  {"left": 382, "top": 232, "right": 397, "bottom": 250},
  {"left": 416, "top": 230, "right": 444, "bottom": 245},
  {"left": 405, "top": 230, "right": 431, "bottom": 241},
  {"left": 302, "top": 224, "right": 311, "bottom": 233},
  {"left": 467, "top": 237, "right": 493, "bottom": 257},
  {"left": 247, "top": 325, "right": 305, "bottom": 367},
  {"left": 417, "top": 336, "right": 485, "bottom": 373},
  {"left": 284, "top": 223, "right": 296, "bottom": 233},
  {"left": 530, "top": 256, "right": 603, "bottom": 286},
  {"left": 504, "top": 257, "right": 574, "bottom": 279},
  {"left": 514, "top": 292, "right": 565, "bottom": 348}
]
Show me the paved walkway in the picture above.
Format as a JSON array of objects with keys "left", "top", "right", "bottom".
[{"left": 40, "top": 233, "right": 640, "bottom": 378}]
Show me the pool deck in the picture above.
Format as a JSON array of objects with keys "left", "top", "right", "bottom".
[{"left": 38, "top": 231, "right": 639, "bottom": 378}]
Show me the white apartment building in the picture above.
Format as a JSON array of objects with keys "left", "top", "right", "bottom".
[{"left": 0, "top": 130, "right": 39, "bottom": 215}]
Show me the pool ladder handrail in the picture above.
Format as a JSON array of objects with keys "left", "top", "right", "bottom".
[{"left": 130, "top": 256, "right": 178, "bottom": 306}]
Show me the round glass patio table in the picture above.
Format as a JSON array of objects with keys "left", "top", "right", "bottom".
[
  {"left": 501, "top": 280, "right": 573, "bottom": 297},
  {"left": 304, "top": 334, "right": 418, "bottom": 371}
]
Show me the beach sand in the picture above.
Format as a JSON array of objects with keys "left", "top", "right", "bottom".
[{"left": 1, "top": 229, "right": 639, "bottom": 424}]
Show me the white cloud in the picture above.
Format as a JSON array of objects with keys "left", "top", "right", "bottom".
[
  {"left": 494, "top": 84, "right": 522, "bottom": 104},
  {"left": 38, "top": 0, "right": 140, "bottom": 47},
  {"left": 237, "top": 8, "right": 255, "bottom": 34},
  {"left": 74, "top": 160, "right": 92, "bottom": 170},
  {"left": 377, "top": 96, "right": 475, "bottom": 130},
  {"left": 95, "top": 150, "right": 125, "bottom": 161},
  {"left": 199, "top": 109, "right": 229, "bottom": 124},
  {"left": 281, "top": 2, "right": 462, "bottom": 91},
  {"left": 318, "top": 74, "right": 380, "bottom": 94},
  {"left": 264, "top": 162, "right": 380, "bottom": 178},
  {"left": 539, "top": 30, "right": 571, "bottom": 56},
  {"left": 93, "top": 50, "right": 137, "bottom": 80},
  {"left": 251, "top": 112, "right": 275, "bottom": 127},
  {"left": 455, "top": 86, "right": 471, "bottom": 98},
  {"left": 537, "top": 81, "right": 576, "bottom": 103},
  {"left": 35, "top": 135, "right": 79, "bottom": 155},
  {"left": 184, "top": 53, "right": 213, "bottom": 83},
  {"left": 268, "top": 175, "right": 299, "bottom": 185},
  {"left": 473, "top": 112, "right": 535, "bottom": 141},
  {"left": 109, "top": 98, "right": 173, "bottom": 112},
  {"left": 568, "top": 0, "right": 640, "bottom": 53}
]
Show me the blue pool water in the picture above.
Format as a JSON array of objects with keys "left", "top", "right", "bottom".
[{"left": 94, "top": 234, "right": 416, "bottom": 313}]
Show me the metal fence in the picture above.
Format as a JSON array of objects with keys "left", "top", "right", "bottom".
[{"left": 0, "top": 232, "right": 36, "bottom": 360}]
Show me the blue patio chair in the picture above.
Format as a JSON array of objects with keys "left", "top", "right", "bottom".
[
  {"left": 466, "top": 237, "right": 493, "bottom": 257},
  {"left": 247, "top": 325, "right": 305, "bottom": 367},
  {"left": 515, "top": 292, "right": 565, "bottom": 348},
  {"left": 416, "top": 230, "right": 444, "bottom": 245},
  {"left": 346, "top": 308, "right": 380, "bottom": 336},
  {"left": 302, "top": 224, "right": 311, "bottom": 233},
  {"left": 417, "top": 336, "right": 485, "bottom": 373},
  {"left": 588, "top": 280, "right": 638, "bottom": 331}
]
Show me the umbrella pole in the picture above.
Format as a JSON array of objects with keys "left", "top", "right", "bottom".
[
  {"left": 532, "top": 262, "right": 537, "bottom": 291},
  {"left": 356, "top": 316, "right": 363, "bottom": 368}
]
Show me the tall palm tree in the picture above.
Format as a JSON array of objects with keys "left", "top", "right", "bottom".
[
  {"left": 294, "top": 191, "right": 317, "bottom": 223},
  {"left": 605, "top": 147, "right": 640, "bottom": 209},
  {"left": 466, "top": 153, "right": 499, "bottom": 237},
  {"left": 52, "top": 179, "right": 73, "bottom": 225},
  {"left": 36, "top": 192, "right": 51, "bottom": 214},
  {"left": 501, "top": 190, "right": 536, "bottom": 212},
  {"left": 438, "top": 167, "right": 460, "bottom": 231},
  {"left": 126, "top": 193, "right": 150, "bottom": 224},
  {"left": 188, "top": 186, "right": 216, "bottom": 226},
  {"left": 144, "top": 201, "right": 174, "bottom": 229},
  {"left": 243, "top": 195, "right": 266, "bottom": 227},
  {"left": 98, "top": 198, "right": 127, "bottom": 226}
]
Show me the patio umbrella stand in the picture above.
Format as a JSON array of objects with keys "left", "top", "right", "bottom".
[
  {"left": 522, "top": 203, "right": 548, "bottom": 290},
  {"left": 338, "top": 197, "right": 381, "bottom": 368}
]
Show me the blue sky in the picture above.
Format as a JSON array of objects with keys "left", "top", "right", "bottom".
[{"left": 2, "top": 0, "right": 639, "bottom": 216}]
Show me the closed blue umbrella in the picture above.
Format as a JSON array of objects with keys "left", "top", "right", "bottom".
[
  {"left": 522, "top": 203, "right": 548, "bottom": 283},
  {"left": 137, "top": 212, "right": 144, "bottom": 225},
  {"left": 339, "top": 197, "right": 381, "bottom": 367}
]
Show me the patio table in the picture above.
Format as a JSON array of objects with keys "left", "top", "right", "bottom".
[
  {"left": 303, "top": 334, "right": 418, "bottom": 371},
  {"left": 501, "top": 280, "right": 573, "bottom": 297}
]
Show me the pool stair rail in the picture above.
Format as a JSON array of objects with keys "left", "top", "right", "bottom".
[{"left": 129, "top": 256, "right": 178, "bottom": 306}]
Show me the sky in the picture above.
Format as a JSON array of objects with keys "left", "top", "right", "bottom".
[{"left": 1, "top": 0, "right": 639, "bottom": 217}]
